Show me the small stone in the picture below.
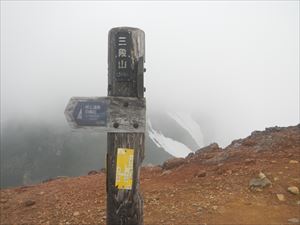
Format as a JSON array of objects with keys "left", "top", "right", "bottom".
[
  {"left": 289, "top": 160, "right": 299, "bottom": 164},
  {"left": 271, "top": 160, "right": 277, "bottom": 164},
  {"left": 162, "top": 157, "right": 185, "bottom": 170},
  {"left": 296, "top": 201, "right": 300, "bottom": 205},
  {"left": 245, "top": 158, "right": 256, "bottom": 164},
  {"left": 226, "top": 170, "right": 232, "bottom": 175},
  {"left": 212, "top": 205, "right": 218, "bottom": 210},
  {"left": 249, "top": 174, "right": 272, "bottom": 189},
  {"left": 288, "top": 218, "right": 299, "bottom": 223},
  {"left": 160, "top": 170, "right": 172, "bottom": 176},
  {"left": 195, "top": 170, "right": 206, "bottom": 178},
  {"left": 0, "top": 199, "right": 8, "bottom": 203},
  {"left": 24, "top": 200, "right": 35, "bottom": 207},
  {"left": 279, "top": 171, "right": 283, "bottom": 175},
  {"left": 276, "top": 194, "right": 285, "bottom": 201},
  {"left": 288, "top": 186, "right": 299, "bottom": 195},
  {"left": 274, "top": 177, "right": 279, "bottom": 181},
  {"left": 39, "top": 191, "right": 45, "bottom": 195},
  {"left": 73, "top": 211, "right": 80, "bottom": 216},
  {"left": 258, "top": 172, "right": 266, "bottom": 179},
  {"left": 88, "top": 170, "right": 98, "bottom": 175}
]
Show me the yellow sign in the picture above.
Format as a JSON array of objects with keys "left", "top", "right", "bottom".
[{"left": 115, "top": 148, "right": 134, "bottom": 190}]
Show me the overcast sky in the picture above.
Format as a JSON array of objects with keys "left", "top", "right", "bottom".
[{"left": 1, "top": 1, "right": 299, "bottom": 146}]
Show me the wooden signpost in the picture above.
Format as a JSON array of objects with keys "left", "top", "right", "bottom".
[{"left": 65, "top": 27, "right": 146, "bottom": 225}]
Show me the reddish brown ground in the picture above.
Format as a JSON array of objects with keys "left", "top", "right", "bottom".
[{"left": 1, "top": 125, "right": 300, "bottom": 225}]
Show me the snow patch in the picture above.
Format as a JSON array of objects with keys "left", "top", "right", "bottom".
[
  {"left": 168, "top": 112, "right": 204, "bottom": 148},
  {"left": 148, "top": 120, "right": 193, "bottom": 158}
]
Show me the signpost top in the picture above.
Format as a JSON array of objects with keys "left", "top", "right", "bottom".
[
  {"left": 108, "top": 27, "right": 145, "bottom": 60},
  {"left": 108, "top": 27, "right": 145, "bottom": 98}
]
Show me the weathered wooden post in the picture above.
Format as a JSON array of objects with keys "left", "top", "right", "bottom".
[
  {"left": 106, "top": 27, "right": 145, "bottom": 225},
  {"left": 65, "top": 27, "right": 145, "bottom": 225}
]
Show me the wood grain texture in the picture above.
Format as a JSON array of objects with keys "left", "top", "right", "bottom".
[
  {"left": 107, "top": 27, "right": 145, "bottom": 225},
  {"left": 65, "top": 97, "right": 146, "bottom": 132}
]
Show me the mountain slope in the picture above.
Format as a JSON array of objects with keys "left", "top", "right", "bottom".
[{"left": 1, "top": 124, "right": 299, "bottom": 225}]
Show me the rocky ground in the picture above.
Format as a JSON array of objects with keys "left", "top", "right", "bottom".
[{"left": 1, "top": 124, "right": 300, "bottom": 225}]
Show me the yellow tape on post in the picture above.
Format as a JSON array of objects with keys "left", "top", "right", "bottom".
[{"left": 115, "top": 148, "right": 134, "bottom": 190}]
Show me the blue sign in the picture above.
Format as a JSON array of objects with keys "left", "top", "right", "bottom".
[
  {"left": 65, "top": 96, "right": 145, "bottom": 132},
  {"left": 72, "top": 101, "right": 107, "bottom": 126}
]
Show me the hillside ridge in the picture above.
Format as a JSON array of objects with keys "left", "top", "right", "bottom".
[{"left": 1, "top": 124, "right": 300, "bottom": 225}]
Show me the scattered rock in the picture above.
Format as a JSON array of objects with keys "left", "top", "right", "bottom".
[
  {"left": 245, "top": 158, "right": 256, "bottom": 164},
  {"left": 160, "top": 170, "right": 172, "bottom": 176},
  {"left": 289, "top": 160, "right": 299, "bottom": 164},
  {"left": 249, "top": 173, "right": 272, "bottom": 189},
  {"left": 88, "top": 170, "right": 99, "bottom": 175},
  {"left": 209, "top": 143, "right": 220, "bottom": 150},
  {"left": 24, "top": 200, "right": 35, "bottom": 207},
  {"left": 186, "top": 152, "right": 194, "bottom": 160},
  {"left": 195, "top": 170, "right": 206, "bottom": 178},
  {"left": 276, "top": 194, "right": 285, "bottom": 201},
  {"left": 288, "top": 186, "right": 299, "bottom": 195},
  {"left": 226, "top": 170, "right": 232, "bottom": 175},
  {"left": 0, "top": 199, "right": 8, "bottom": 203},
  {"left": 73, "top": 211, "right": 80, "bottom": 216},
  {"left": 212, "top": 205, "right": 218, "bottom": 210},
  {"left": 162, "top": 158, "right": 185, "bottom": 170},
  {"left": 288, "top": 218, "right": 300, "bottom": 223},
  {"left": 196, "top": 143, "right": 220, "bottom": 153},
  {"left": 266, "top": 172, "right": 272, "bottom": 176},
  {"left": 143, "top": 165, "right": 162, "bottom": 172},
  {"left": 296, "top": 201, "right": 300, "bottom": 205},
  {"left": 242, "top": 139, "right": 256, "bottom": 147},
  {"left": 265, "top": 126, "right": 282, "bottom": 132},
  {"left": 258, "top": 172, "right": 266, "bottom": 179},
  {"left": 273, "top": 177, "right": 279, "bottom": 181},
  {"left": 205, "top": 153, "right": 229, "bottom": 164}
]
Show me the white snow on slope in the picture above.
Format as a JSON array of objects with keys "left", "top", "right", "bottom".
[
  {"left": 168, "top": 112, "right": 204, "bottom": 148},
  {"left": 148, "top": 120, "right": 193, "bottom": 158}
]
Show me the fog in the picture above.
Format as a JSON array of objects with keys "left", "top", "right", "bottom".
[{"left": 0, "top": 1, "right": 299, "bottom": 187}]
